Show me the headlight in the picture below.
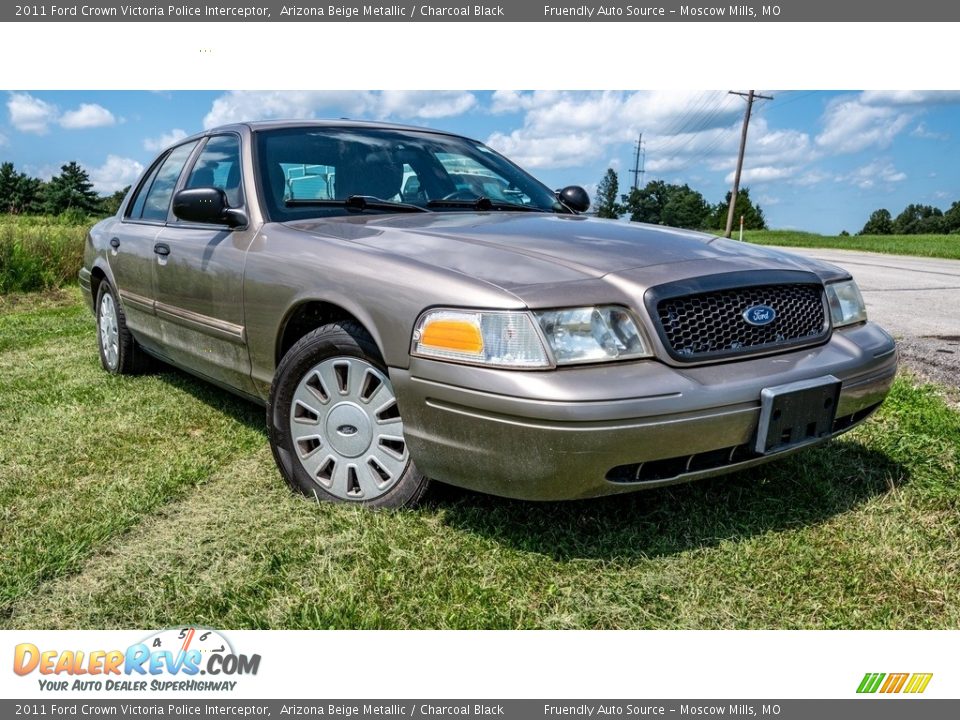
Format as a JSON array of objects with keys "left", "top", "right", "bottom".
[
  {"left": 534, "top": 306, "right": 651, "bottom": 364},
  {"left": 412, "top": 309, "right": 550, "bottom": 368},
  {"left": 411, "top": 305, "right": 652, "bottom": 368},
  {"left": 826, "top": 280, "right": 867, "bottom": 327}
]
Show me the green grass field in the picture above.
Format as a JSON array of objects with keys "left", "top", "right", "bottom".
[
  {"left": 0, "top": 216, "right": 89, "bottom": 293},
  {"left": 744, "top": 229, "right": 960, "bottom": 260},
  {"left": 1, "top": 288, "right": 958, "bottom": 629}
]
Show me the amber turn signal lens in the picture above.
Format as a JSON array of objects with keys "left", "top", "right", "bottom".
[{"left": 420, "top": 319, "right": 484, "bottom": 354}]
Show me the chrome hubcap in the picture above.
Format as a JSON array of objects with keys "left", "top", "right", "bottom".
[
  {"left": 98, "top": 293, "right": 120, "bottom": 370},
  {"left": 289, "top": 357, "right": 408, "bottom": 501}
]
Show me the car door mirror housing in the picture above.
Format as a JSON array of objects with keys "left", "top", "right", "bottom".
[
  {"left": 558, "top": 185, "right": 591, "bottom": 213},
  {"left": 172, "top": 187, "right": 247, "bottom": 228}
]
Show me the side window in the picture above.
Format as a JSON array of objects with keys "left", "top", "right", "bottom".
[
  {"left": 282, "top": 163, "right": 336, "bottom": 201},
  {"left": 127, "top": 160, "right": 163, "bottom": 220},
  {"left": 138, "top": 141, "right": 199, "bottom": 222},
  {"left": 185, "top": 134, "right": 243, "bottom": 208}
]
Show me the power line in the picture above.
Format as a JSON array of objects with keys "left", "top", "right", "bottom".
[
  {"left": 647, "top": 91, "right": 730, "bottom": 156},
  {"left": 648, "top": 93, "right": 738, "bottom": 164},
  {"left": 649, "top": 91, "right": 717, "bottom": 147}
]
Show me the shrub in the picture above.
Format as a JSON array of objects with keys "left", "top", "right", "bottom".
[{"left": 0, "top": 216, "right": 88, "bottom": 293}]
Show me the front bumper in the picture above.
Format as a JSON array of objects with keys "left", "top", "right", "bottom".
[{"left": 391, "top": 322, "right": 898, "bottom": 500}]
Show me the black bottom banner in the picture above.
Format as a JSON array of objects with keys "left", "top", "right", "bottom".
[{"left": 4, "top": 700, "right": 956, "bottom": 720}]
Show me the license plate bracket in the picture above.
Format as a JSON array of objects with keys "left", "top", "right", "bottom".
[{"left": 755, "top": 375, "right": 841, "bottom": 455}]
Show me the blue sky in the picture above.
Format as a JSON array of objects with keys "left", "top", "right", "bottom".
[{"left": 2, "top": 89, "right": 959, "bottom": 233}]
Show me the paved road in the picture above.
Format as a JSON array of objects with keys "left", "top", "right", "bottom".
[
  {"left": 778, "top": 247, "right": 960, "bottom": 388},
  {"left": 783, "top": 247, "right": 960, "bottom": 338}
]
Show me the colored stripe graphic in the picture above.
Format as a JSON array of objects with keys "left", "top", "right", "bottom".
[
  {"left": 857, "top": 672, "right": 932, "bottom": 694},
  {"left": 880, "top": 673, "right": 909, "bottom": 693},
  {"left": 904, "top": 673, "right": 933, "bottom": 694},
  {"left": 857, "top": 673, "right": 885, "bottom": 693}
]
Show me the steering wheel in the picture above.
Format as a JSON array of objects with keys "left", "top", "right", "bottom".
[{"left": 441, "top": 190, "right": 477, "bottom": 201}]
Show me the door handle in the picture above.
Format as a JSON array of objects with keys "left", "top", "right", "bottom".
[
  {"left": 154, "top": 243, "right": 171, "bottom": 257},
  {"left": 109, "top": 237, "right": 120, "bottom": 249}
]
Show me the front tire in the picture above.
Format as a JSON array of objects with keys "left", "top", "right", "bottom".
[
  {"left": 95, "top": 282, "right": 148, "bottom": 375},
  {"left": 267, "top": 322, "right": 429, "bottom": 508}
]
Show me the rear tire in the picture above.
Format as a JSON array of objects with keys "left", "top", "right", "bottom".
[
  {"left": 95, "top": 283, "right": 149, "bottom": 375},
  {"left": 267, "top": 321, "right": 429, "bottom": 508}
]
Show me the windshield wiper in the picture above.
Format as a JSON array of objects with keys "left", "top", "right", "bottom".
[
  {"left": 426, "top": 196, "right": 549, "bottom": 212},
  {"left": 284, "top": 195, "right": 431, "bottom": 213}
]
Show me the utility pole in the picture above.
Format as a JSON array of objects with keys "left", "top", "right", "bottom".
[
  {"left": 724, "top": 90, "right": 773, "bottom": 238},
  {"left": 630, "top": 133, "right": 645, "bottom": 191}
]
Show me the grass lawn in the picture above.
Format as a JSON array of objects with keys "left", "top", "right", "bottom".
[
  {"left": 1, "top": 288, "right": 958, "bottom": 630},
  {"left": 743, "top": 229, "right": 960, "bottom": 261}
]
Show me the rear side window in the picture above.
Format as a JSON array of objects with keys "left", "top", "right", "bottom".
[
  {"left": 131, "top": 141, "right": 198, "bottom": 222},
  {"left": 184, "top": 134, "right": 243, "bottom": 208}
]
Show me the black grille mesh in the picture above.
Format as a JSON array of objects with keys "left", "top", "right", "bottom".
[{"left": 656, "top": 284, "right": 828, "bottom": 361}]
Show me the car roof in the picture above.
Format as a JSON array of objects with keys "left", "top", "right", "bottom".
[{"left": 187, "top": 118, "right": 467, "bottom": 142}]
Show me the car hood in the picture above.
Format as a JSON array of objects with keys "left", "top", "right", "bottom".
[{"left": 284, "top": 213, "right": 844, "bottom": 291}]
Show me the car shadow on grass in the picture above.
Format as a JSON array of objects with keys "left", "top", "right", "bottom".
[
  {"left": 152, "top": 364, "right": 268, "bottom": 435},
  {"left": 149, "top": 365, "right": 908, "bottom": 562},
  {"left": 431, "top": 439, "right": 908, "bottom": 561}
]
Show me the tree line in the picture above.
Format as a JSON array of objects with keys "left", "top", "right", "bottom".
[
  {"left": 593, "top": 168, "right": 767, "bottom": 231},
  {"left": 860, "top": 203, "right": 960, "bottom": 235},
  {"left": 0, "top": 160, "right": 128, "bottom": 219}
]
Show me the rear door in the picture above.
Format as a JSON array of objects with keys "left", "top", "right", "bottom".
[
  {"left": 110, "top": 141, "right": 199, "bottom": 347},
  {"left": 152, "top": 133, "right": 258, "bottom": 396}
]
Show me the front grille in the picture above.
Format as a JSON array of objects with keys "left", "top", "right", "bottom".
[{"left": 655, "top": 283, "right": 828, "bottom": 361}]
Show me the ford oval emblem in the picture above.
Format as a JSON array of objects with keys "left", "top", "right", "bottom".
[{"left": 743, "top": 304, "right": 777, "bottom": 326}]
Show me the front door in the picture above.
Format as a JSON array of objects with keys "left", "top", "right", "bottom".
[
  {"left": 108, "top": 141, "right": 198, "bottom": 348},
  {"left": 152, "top": 134, "right": 257, "bottom": 396}
]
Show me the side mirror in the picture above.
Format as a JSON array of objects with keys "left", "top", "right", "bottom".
[
  {"left": 558, "top": 185, "right": 590, "bottom": 213},
  {"left": 172, "top": 187, "right": 246, "bottom": 228}
]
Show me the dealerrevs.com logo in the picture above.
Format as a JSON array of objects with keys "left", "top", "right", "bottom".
[
  {"left": 13, "top": 628, "right": 261, "bottom": 692},
  {"left": 857, "top": 672, "right": 933, "bottom": 694}
]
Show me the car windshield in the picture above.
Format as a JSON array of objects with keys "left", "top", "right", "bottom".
[{"left": 255, "top": 126, "right": 565, "bottom": 221}]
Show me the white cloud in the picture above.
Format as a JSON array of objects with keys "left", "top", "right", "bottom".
[
  {"left": 482, "top": 90, "right": 819, "bottom": 183},
  {"left": 724, "top": 165, "right": 798, "bottom": 184},
  {"left": 59, "top": 103, "right": 116, "bottom": 129},
  {"left": 144, "top": 128, "right": 188, "bottom": 152},
  {"left": 490, "top": 89, "right": 539, "bottom": 114},
  {"left": 22, "top": 163, "right": 59, "bottom": 181},
  {"left": 203, "top": 90, "right": 477, "bottom": 129},
  {"left": 485, "top": 90, "right": 753, "bottom": 171},
  {"left": 860, "top": 90, "right": 960, "bottom": 107},
  {"left": 486, "top": 130, "right": 604, "bottom": 169},
  {"left": 8, "top": 93, "right": 120, "bottom": 134},
  {"left": 204, "top": 91, "right": 377, "bottom": 128},
  {"left": 89, "top": 155, "right": 144, "bottom": 194},
  {"left": 7, "top": 92, "right": 58, "bottom": 134},
  {"left": 841, "top": 160, "right": 906, "bottom": 190},
  {"left": 816, "top": 96, "right": 913, "bottom": 154},
  {"left": 377, "top": 90, "right": 476, "bottom": 119},
  {"left": 791, "top": 169, "right": 831, "bottom": 187},
  {"left": 580, "top": 182, "right": 600, "bottom": 203},
  {"left": 0, "top": 132, "right": 7, "bottom": 147},
  {"left": 910, "top": 122, "right": 949, "bottom": 141}
]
